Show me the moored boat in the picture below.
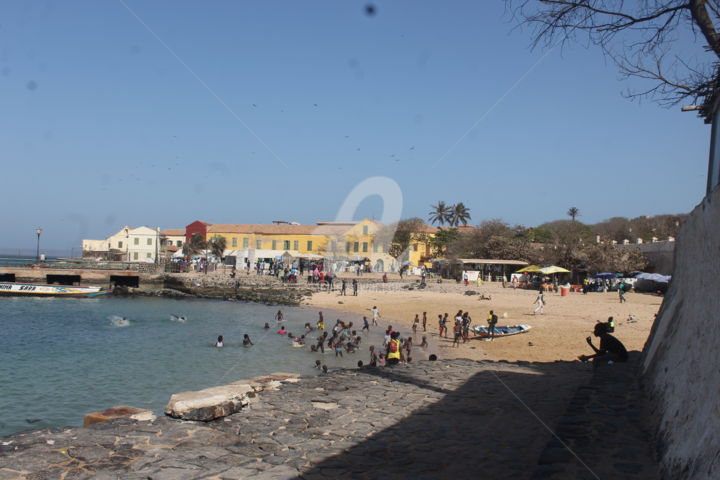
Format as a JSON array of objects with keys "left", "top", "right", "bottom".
[
  {"left": 0, "top": 282, "right": 109, "bottom": 297},
  {"left": 471, "top": 324, "right": 532, "bottom": 338}
]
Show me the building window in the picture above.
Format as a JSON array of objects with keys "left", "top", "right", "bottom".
[
  {"left": 256, "top": 240, "right": 262, "bottom": 249},
  {"left": 331, "top": 240, "right": 337, "bottom": 251},
  {"left": 177, "top": 240, "right": 183, "bottom": 247},
  {"left": 283, "top": 240, "right": 291, "bottom": 250},
  {"left": 353, "top": 242, "right": 359, "bottom": 252},
  {"left": 133, "top": 252, "right": 139, "bottom": 260},
  {"left": 307, "top": 240, "right": 313, "bottom": 251},
  {"left": 118, "top": 241, "right": 123, "bottom": 249},
  {"left": 243, "top": 237, "right": 249, "bottom": 249},
  {"left": 146, "top": 252, "right": 152, "bottom": 258},
  {"left": 362, "top": 242, "right": 368, "bottom": 253},
  {"left": 147, "top": 238, "right": 152, "bottom": 246},
  {"left": 363, "top": 225, "right": 368, "bottom": 235},
  {"left": 134, "top": 238, "right": 139, "bottom": 245},
  {"left": 231, "top": 237, "right": 237, "bottom": 248},
  {"left": 272, "top": 240, "right": 277, "bottom": 250},
  {"left": 167, "top": 240, "right": 173, "bottom": 246},
  {"left": 413, "top": 244, "right": 418, "bottom": 251},
  {"left": 293, "top": 240, "right": 299, "bottom": 250},
  {"left": 346, "top": 242, "right": 351, "bottom": 253}
]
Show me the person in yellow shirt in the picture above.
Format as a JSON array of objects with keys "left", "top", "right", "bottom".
[{"left": 386, "top": 332, "right": 401, "bottom": 365}]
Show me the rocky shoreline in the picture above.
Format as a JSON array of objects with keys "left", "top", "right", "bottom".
[
  {"left": 114, "top": 273, "right": 314, "bottom": 305},
  {"left": 0, "top": 356, "right": 660, "bottom": 479}
]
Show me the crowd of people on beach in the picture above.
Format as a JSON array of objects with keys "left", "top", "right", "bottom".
[
  {"left": 210, "top": 278, "right": 631, "bottom": 373},
  {"left": 210, "top": 306, "right": 434, "bottom": 374}
]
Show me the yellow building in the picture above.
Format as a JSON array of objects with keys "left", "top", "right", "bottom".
[{"left": 198, "top": 218, "right": 435, "bottom": 272}]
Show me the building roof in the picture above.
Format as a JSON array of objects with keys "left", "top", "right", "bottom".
[
  {"left": 208, "top": 224, "right": 319, "bottom": 235},
  {"left": 162, "top": 229, "right": 185, "bottom": 236},
  {"left": 456, "top": 258, "right": 529, "bottom": 266},
  {"left": 410, "top": 223, "right": 438, "bottom": 233}
]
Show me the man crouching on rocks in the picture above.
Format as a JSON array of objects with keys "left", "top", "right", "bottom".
[{"left": 578, "top": 322, "right": 629, "bottom": 365}]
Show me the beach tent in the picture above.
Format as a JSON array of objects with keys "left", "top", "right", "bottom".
[
  {"left": 515, "top": 265, "right": 541, "bottom": 273},
  {"left": 593, "top": 272, "right": 617, "bottom": 279},
  {"left": 539, "top": 266, "right": 570, "bottom": 274},
  {"left": 634, "top": 272, "right": 671, "bottom": 293},
  {"left": 635, "top": 272, "right": 671, "bottom": 283}
]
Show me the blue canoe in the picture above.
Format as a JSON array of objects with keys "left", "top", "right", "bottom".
[{"left": 471, "top": 324, "right": 532, "bottom": 338}]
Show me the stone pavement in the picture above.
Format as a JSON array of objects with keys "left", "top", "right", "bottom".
[
  {"left": 529, "top": 352, "right": 659, "bottom": 480},
  {"left": 0, "top": 357, "right": 658, "bottom": 479}
]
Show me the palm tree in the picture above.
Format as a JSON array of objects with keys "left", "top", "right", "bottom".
[
  {"left": 449, "top": 202, "right": 471, "bottom": 226},
  {"left": 209, "top": 235, "right": 227, "bottom": 260},
  {"left": 567, "top": 207, "right": 580, "bottom": 222},
  {"left": 428, "top": 201, "right": 452, "bottom": 226},
  {"left": 182, "top": 233, "right": 207, "bottom": 257}
]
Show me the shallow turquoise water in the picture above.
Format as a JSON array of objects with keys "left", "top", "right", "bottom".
[{"left": 0, "top": 296, "right": 388, "bottom": 437}]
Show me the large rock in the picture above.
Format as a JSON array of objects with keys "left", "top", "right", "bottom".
[
  {"left": 165, "top": 384, "right": 256, "bottom": 421},
  {"left": 83, "top": 406, "right": 155, "bottom": 427},
  {"left": 164, "top": 373, "right": 301, "bottom": 422}
]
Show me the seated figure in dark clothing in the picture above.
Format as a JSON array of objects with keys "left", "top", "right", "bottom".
[{"left": 578, "top": 322, "right": 629, "bottom": 364}]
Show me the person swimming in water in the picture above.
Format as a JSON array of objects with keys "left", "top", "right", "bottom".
[
  {"left": 243, "top": 334, "right": 253, "bottom": 346},
  {"left": 215, "top": 335, "right": 224, "bottom": 347},
  {"left": 263, "top": 322, "right": 270, "bottom": 329},
  {"left": 277, "top": 325, "right": 287, "bottom": 335}
]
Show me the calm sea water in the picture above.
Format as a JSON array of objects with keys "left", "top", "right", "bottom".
[{"left": 0, "top": 296, "right": 392, "bottom": 437}]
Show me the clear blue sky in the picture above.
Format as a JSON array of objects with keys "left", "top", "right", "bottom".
[{"left": 1, "top": 0, "right": 711, "bottom": 252}]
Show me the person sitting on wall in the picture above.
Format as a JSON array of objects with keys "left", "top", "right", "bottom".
[{"left": 578, "top": 322, "right": 628, "bottom": 364}]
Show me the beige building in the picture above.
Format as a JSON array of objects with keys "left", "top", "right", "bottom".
[
  {"left": 83, "top": 226, "right": 161, "bottom": 262},
  {"left": 160, "top": 229, "right": 185, "bottom": 256},
  {"left": 81, "top": 239, "right": 108, "bottom": 258}
]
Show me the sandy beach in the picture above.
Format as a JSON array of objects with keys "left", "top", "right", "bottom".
[{"left": 304, "top": 276, "right": 663, "bottom": 363}]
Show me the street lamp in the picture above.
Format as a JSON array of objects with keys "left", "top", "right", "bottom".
[{"left": 35, "top": 227, "right": 42, "bottom": 261}]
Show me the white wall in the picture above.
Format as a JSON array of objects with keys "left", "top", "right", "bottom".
[
  {"left": 127, "top": 227, "right": 159, "bottom": 262},
  {"left": 642, "top": 186, "right": 720, "bottom": 480}
]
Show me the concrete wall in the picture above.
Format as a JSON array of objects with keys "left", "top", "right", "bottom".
[
  {"left": 617, "top": 241, "right": 675, "bottom": 274},
  {"left": 642, "top": 186, "right": 720, "bottom": 480}
]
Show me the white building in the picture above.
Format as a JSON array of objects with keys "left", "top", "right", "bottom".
[
  {"left": 126, "top": 226, "right": 161, "bottom": 262},
  {"left": 83, "top": 226, "right": 161, "bottom": 262}
]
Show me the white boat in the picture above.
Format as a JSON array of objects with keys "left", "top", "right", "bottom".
[{"left": 0, "top": 282, "right": 109, "bottom": 297}]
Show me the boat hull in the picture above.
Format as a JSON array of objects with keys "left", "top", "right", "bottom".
[
  {"left": 0, "top": 282, "right": 108, "bottom": 297},
  {"left": 471, "top": 324, "right": 532, "bottom": 338}
]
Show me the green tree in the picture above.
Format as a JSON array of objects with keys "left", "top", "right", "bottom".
[
  {"left": 567, "top": 207, "right": 580, "bottom": 222},
  {"left": 378, "top": 218, "right": 428, "bottom": 262},
  {"left": 429, "top": 227, "right": 459, "bottom": 257},
  {"left": 447, "top": 220, "right": 532, "bottom": 261},
  {"left": 182, "top": 233, "right": 207, "bottom": 257},
  {"left": 533, "top": 220, "right": 595, "bottom": 270},
  {"left": 449, "top": 202, "right": 472, "bottom": 226},
  {"left": 209, "top": 235, "right": 227, "bottom": 260},
  {"left": 526, "top": 227, "right": 554, "bottom": 243},
  {"left": 428, "top": 201, "right": 452, "bottom": 226},
  {"left": 581, "top": 243, "right": 648, "bottom": 274}
]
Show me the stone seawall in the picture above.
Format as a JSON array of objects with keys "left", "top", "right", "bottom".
[
  {"left": 642, "top": 186, "right": 720, "bottom": 480},
  {"left": 125, "top": 273, "right": 314, "bottom": 305},
  {"left": 1, "top": 359, "right": 596, "bottom": 479}
]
